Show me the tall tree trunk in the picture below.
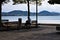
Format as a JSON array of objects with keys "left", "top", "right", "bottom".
[
  {"left": 27, "top": 0, "right": 30, "bottom": 21},
  {"left": 25, "top": 0, "right": 31, "bottom": 28},
  {"left": 36, "top": 0, "right": 38, "bottom": 27},
  {"left": 0, "top": 2, "right": 2, "bottom": 27}
]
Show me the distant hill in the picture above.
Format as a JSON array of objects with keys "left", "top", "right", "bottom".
[
  {"left": 2, "top": 10, "right": 60, "bottom": 16},
  {"left": 39, "top": 11, "right": 60, "bottom": 16},
  {"left": 2, "top": 10, "right": 35, "bottom": 16}
]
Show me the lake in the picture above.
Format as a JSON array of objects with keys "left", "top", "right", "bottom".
[{"left": 2, "top": 16, "right": 60, "bottom": 24}]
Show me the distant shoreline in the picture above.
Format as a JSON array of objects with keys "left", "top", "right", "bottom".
[
  {"left": 2, "top": 15, "right": 60, "bottom": 16},
  {"left": 2, "top": 10, "right": 60, "bottom": 16}
]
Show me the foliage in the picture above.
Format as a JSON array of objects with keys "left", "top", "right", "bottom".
[
  {"left": 2, "top": 0, "right": 43, "bottom": 5},
  {"left": 48, "top": 0, "right": 60, "bottom": 4}
]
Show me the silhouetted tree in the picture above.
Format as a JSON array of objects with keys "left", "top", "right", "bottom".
[
  {"left": 48, "top": 0, "right": 60, "bottom": 4},
  {"left": 0, "top": 0, "right": 6, "bottom": 28}
]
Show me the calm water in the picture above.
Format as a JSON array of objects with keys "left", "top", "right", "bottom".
[{"left": 2, "top": 16, "right": 60, "bottom": 24}]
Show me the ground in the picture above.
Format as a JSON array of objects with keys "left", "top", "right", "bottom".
[{"left": 0, "top": 25, "right": 60, "bottom": 40}]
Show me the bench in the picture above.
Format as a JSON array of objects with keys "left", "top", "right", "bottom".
[{"left": 2, "top": 19, "right": 9, "bottom": 23}]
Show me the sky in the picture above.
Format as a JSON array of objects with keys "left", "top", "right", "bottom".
[{"left": 2, "top": 0, "right": 60, "bottom": 13}]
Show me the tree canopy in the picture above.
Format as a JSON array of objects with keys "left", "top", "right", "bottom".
[
  {"left": 1, "top": 0, "right": 60, "bottom": 5},
  {"left": 2, "top": 0, "right": 42, "bottom": 5},
  {"left": 48, "top": 0, "right": 60, "bottom": 4}
]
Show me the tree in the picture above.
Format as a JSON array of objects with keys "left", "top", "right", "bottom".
[
  {"left": 0, "top": 0, "right": 42, "bottom": 28},
  {"left": 48, "top": 0, "right": 60, "bottom": 4},
  {"left": 2, "top": 0, "right": 42, "bottom": 5},
  {"left": 12, "top": 0, "right": 27, "bottom": 5},
  {"left": 0, "top": 0, "right": 6, "bottom": 29},
  {"left": 48, "top": 0, "right": 60, "bottom": 31}
]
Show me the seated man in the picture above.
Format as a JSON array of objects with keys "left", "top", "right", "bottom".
[{"left": 25, "top": 19, "right": 31, "bottom": 29}]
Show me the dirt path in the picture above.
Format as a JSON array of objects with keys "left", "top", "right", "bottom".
[{"left": 0, "top": 26, "right": 59, "bottom": 40}]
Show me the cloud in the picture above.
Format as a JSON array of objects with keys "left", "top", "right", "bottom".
[{"left": 2, "top": 0, "right": 60, "bottom": 13}]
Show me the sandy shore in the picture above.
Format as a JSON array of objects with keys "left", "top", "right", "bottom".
[{"left": 0, "top": 25, "right": 60, "bottom": 40}]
